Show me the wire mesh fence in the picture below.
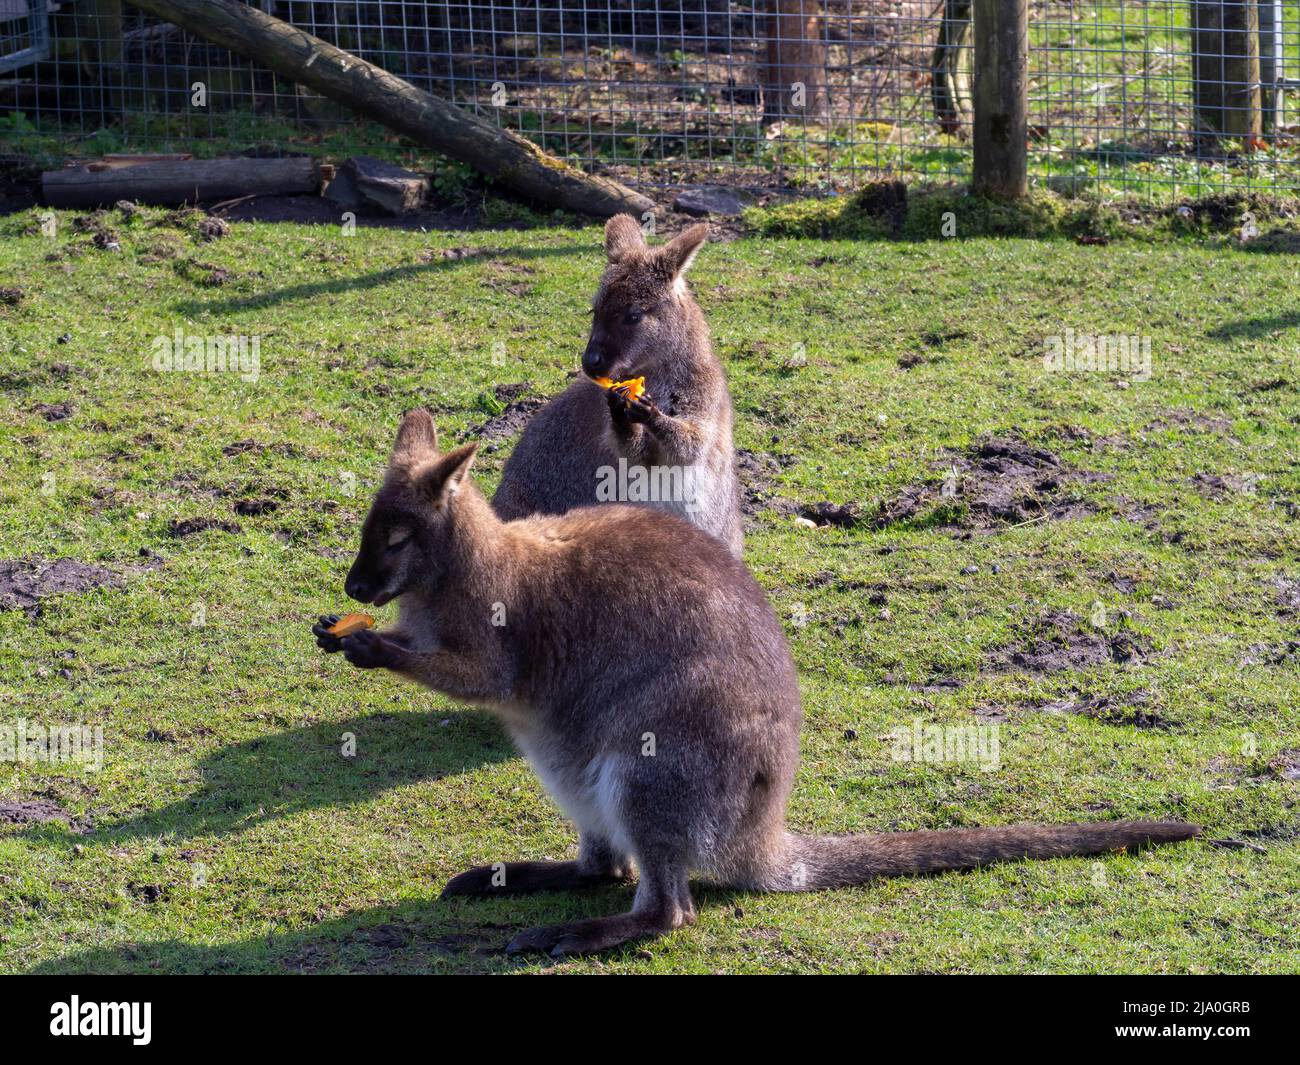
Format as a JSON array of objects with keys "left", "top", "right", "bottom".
[{"left": 3, "top": 1, "right": 1299, "bottom": 201}]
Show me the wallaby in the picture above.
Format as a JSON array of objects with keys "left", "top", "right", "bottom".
[
  {"left": 493, "top": 216, "right": 744, "bottom": 557},
  {"left": 313, "top": 410, "right": 1199, "bottom": 958}
]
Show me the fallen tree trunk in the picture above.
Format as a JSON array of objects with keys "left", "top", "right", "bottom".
[
  {"left": 44, "top": 156, "right": 320, "bottom": 208},
  {"left": 123, "top": 0, "right": 655, "bottom": 219}
]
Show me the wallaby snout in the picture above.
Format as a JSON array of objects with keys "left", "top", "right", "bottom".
[
  {"left": 343, "top": 567, "right": 379, "bottom": 605},
  {"left": 581, "top": 327, "right": 612, "bottom": 378}
]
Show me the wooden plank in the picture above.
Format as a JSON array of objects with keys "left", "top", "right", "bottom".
[{"left": 971, "top": 0, "right": 1028, "bottom": 200}]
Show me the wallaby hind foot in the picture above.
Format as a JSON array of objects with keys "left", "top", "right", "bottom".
[{"left": 505, "top": 862, "right": 695, "bottom": 958}]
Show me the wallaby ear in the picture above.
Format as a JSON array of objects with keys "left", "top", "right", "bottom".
[
  {"left": 605, "top": 213, "right": 647, "bottom": 263},
  {"left": 412, "top": 442, "right": 478, "bottom": 507},
  {"left": 391, "top": 408, "right": 438, "bottom": 467},
  {"left": 658, "top": 223, "right": 710, "bottom": 281}
]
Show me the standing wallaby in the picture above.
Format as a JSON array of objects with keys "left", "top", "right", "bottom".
[
  {"left": 493, "top": 215, "right": 744, "bottom": 557},
  {"left": 312, "top": 410, "right": 1199, "bottom": 958}
]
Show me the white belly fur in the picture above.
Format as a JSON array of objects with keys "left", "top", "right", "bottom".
[{"left": 512, "top": 733, "right": 633, "bottom": 856}]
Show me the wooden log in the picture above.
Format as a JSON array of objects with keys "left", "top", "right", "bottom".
[
  {"left": 971, "top": 0, "right": 1028, "bottom": 200},
  {"left": 1192, "top": 0, "right": 1262, "bottom": 144},
  {"left": 122, "top": 0, "right": 655, "bottom": 220},
  {"left": 43, "top": 157, "right": 321, "bottom": 208}
]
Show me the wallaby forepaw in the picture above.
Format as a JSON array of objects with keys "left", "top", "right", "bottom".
[
  {"left": 312, "top": 615, "right": 342, "bottom": 653},
  {"left": 341, "top": 628, "right": 392, "bottom": 669},
  {"left": 623, "top": 394, "right": 660, "bottom": 426}
]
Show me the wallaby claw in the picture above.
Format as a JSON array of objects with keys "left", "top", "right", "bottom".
[
  {"left": 312, "top": 615, "right": 342, "bottom": 653},
  {"left": 606, "top": 386, "right": 660, "bottom": 424},
  {"left": 623, "top": 394, "right": 660, "bottom": 425}
]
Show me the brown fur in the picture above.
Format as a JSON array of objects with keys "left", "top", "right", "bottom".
[
  {"left": 493, "top": 216, "right": 744, "bottom": 557},
  {"left": 316, "top": 411, "right": 1200, "bottom": 957}
]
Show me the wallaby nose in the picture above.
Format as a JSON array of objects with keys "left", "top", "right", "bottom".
[
  {"left": 344, "top": 574, "right": 373, "bottom": 603},
  {"left": 582, "top": 340, "right": 607, "bottom": 377}
]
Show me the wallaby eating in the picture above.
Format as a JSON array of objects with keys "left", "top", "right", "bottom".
[
  {"left": 312, "top": 410, "right": 1199, "bottom": 958},
  {"left": 493, "top": 216, "right": 744, "bottom": 557}
]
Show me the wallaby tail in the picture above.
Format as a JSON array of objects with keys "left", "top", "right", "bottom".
[{"left": 767, "top": 821, "right": 1199, "bottom": 890}]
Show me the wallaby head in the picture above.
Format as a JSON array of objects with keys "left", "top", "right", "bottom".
[
  {"left": 344, "top": 409, "right": 479, "bottom": 607},
  {"left": 581, "top": 216, "right": 711, "bottom": 381}
]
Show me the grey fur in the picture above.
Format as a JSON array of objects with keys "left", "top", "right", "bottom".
[{"left": 493, "top": 216, "right": 744, "bottom": 557}]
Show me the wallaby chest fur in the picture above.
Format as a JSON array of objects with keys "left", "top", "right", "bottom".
[{"left": 493, "top": 217, "right": 744, "bottom": 558}]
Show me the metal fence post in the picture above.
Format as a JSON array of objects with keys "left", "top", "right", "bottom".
[{"left": 971, "top": 0, "right": 1028, "bottom": 200}]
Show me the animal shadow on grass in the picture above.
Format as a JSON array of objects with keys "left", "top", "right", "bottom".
[
  {"left": 1206, "top": 310, "right": 1300, "bottom": 340},
  {"left": 25, "top": 885, "right": 751, "bottom": 974},
  {"left": 16, "top": 708, "right": 513, "bottom": 847}
]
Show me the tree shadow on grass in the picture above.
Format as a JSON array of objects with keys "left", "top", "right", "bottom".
[
  {"left": 17, "top": 708, "right": 514, "bottom": 848},
  {"left": 23, "top": 885, "right": 751, "bottom": 974},
  {"left": 170, "top": 243, "right": 584, "bottom": 317}
]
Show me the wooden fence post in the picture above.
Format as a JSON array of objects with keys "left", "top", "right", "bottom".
[
  {"left": 971, "top": 0, "right": 1028, "bottom": 200},
  {"left": 1192, "top": 0, "right": 1262, "bottom": 145}
]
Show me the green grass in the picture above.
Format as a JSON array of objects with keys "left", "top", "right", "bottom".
[{"left": 0, "top": 203, "right": 1297, "bottom": 973}]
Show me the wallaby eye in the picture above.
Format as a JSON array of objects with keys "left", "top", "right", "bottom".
[
  {"left": 386, "top": 527, "right": 412, "bottom": 550},
  {"left": 623, "top": 309, "right": 643, "bottom": 326}
]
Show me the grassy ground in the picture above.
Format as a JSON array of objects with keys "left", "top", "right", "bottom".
[{"left": 0, "top": 202, "right": 1297, "bottom": 974}]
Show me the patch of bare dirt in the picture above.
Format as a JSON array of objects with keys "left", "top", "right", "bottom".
[
  {"left": 1145, "top": 408, "right": 1233, "bottom": 434},
  {"left": 215, "top": 194, "right": 485, "bottom": 231},
  {"left": 872, "top": 436, "right": 1099, "bottom": 530},
  {"left": 221, "top": 439, "right": 304, "bottom": 459},
  {"left": 985, "top": 610, "right": 1150, "bottom": 675},
  {"left": 1189, "top": 471, "right": 1258, "bottom": 498},
  {"left": 31, "top": 401, "right": 75, "bottom": 421},
  {"left": 0, "top": 558, "right": 123, "bottom": 614},
  {"left": 1239, "top": 639, "right": 1300, "bottom": 667},
  {"left": 735, "top": 448, "right": 800, "bottom": 526},
  {"left": 0, "top": 799, "right": 89, "bottom": 830},
  {"left": 1033, "top": 690, "right": 1171, "bottom": 729},
  {"left": 1269, "top": 574, "right": 1300, "bottom": 616},
  {"left": 169, "top": 517, "right": 242, "bottom": 538},
  {"left": 470, "top": 384, "right": 547, "bottom": 451},
  {"left": 233, "top": 498, "right": 280, "bottom": 517},
  {"left": 1269, "top": 750, "right": 1300, "bottom": 781}
]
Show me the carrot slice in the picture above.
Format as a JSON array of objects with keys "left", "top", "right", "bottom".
[
  {"left": 595, "top": 375, "right": 645, "bottom": 402},
  {"left": 327, "top": 613, "right": 375, "bottom": 637}
]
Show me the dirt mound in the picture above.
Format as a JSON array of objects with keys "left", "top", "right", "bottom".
[
  {"left": 169, "top": 517, "right": 242, "bottom": 538},
  {"left": 0, "top": 799, "right": 88, "bottom": 829},
  {"left": 0, "top": 558, "right": 123, "bottom": 613},
  {"left": 471, "top": 396, "right": 547, "bottom": 450},
  {"left": 873, "top": 436, "right": 1097, "bottom": 530},
  {"left": 735, "top": 448, "right": 798, "bottom": 519},
  {"left": 986, "top": 610, "right": 1149, "bottom": 675}
]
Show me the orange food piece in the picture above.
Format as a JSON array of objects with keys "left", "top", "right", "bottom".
[
  {"left": 594, "top": 375, "right": 646, "bottom": 402},
  {"left": 327, "top": 613, "right": 375, "bottom": 637}
]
